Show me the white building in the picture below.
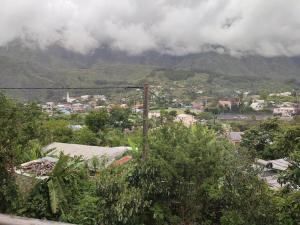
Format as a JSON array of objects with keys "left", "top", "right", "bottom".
[
  {"left": 149, "top": 112, "right": 161, "bottom": 119},
  {"left": 66, "top": 92, "right": 76, "bottom": 103},
  {"left": 81, "top": 95, "right": 90, "bottom": 100},
  {"left": 250, "top": 102, "right": 264, "bottom": 111},
  {"left": 41, "top": 102, "right": 55, "bottom": 112},
  {"left": 269, "top": 92, "right": 292, "bottom": 97},
  {"left": 68, "top": 125, "right": 83, "bottom": 131},
  {"left": 175, "top": 114, "right": 197, "bottom": 126},
  {"left": 273, "top": 107, "right": 297, "bottom": 117},
  {"left": 93, "top": 95, "right": 107, "bottom": 102}
]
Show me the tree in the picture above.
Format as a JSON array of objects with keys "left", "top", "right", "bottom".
[
  {"left": 241, "top": 119, "right": 282, "bottom": 159},
  {"left": 272, "top": 126, "right": 300, "bottom": 157},
  {"left": 98, "top": 128, "right": 127, "bottom": 147},
  {"left": 109, "top": 107, "right": 132, "bottom": 130},
  {"left": 0, "top": 94, "right": 44, "bottom": 212},
  {"left": 278, "top": 151, "right": 300, "bottom": 190},
  {"left": 275, "top": 191, "right": 300, "bottom": 225},
  {"left": 41, "top": 119, "right": 73, "bottom": 144},
  {"left": 72, "top": 128, "right": 99, "bottom": 146},
  {"left": 85, "top": 109, "right": 109, "bottom": 133},
  {"left": 159, "top": 109, "right": 177, "bottom": 124},
  {"left": 94, "top": 123, "right": 278, "bottom": 225}
]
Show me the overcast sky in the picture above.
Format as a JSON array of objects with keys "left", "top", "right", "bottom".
[{"left": 1, "top": 0, "right": 300, "bottom": 57}]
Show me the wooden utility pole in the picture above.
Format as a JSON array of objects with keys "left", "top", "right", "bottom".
[{"left": 142, "top": 83, "right": 149, "bottom": 161}]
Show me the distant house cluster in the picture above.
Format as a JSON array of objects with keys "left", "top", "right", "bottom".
[{"left": 41, "top": 93, "right": 108, "bottom": 115}]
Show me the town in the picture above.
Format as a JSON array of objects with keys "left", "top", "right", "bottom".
[
  {"left": 1, "top": 0, "right": 300, "bottom": 224},
  {"left": 41, "top": 88, "right": 299, "bottom": 122}
]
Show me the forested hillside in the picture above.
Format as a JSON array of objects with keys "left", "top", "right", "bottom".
[{"left": 0, "top": 42, "right": 300, "bottom": 100}]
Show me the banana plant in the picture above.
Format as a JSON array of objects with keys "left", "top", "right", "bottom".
[{"left": 46, "top": 153, "right": 85, "bottom": 214}]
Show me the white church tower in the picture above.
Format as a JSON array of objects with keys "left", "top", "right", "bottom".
[{"left": 66, "top": 92, "right": 71, "bottom": 103}]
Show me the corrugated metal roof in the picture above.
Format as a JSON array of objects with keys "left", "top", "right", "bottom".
[
  {"left": 43, "top": 142, "right": 130, "bottom": 164},
  {"left": 255, "top": 158, "right": 291, "bottom": 189},
  {"left": 0, "top": 213, "right": 75, "bottom": 225},
  {"left": 269, "top": 159, "right": 291, "bottom": 171},
  {"left": 228, "top": 132, "right": 244, "bottom": 142}
]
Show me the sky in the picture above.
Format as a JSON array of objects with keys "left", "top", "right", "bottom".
[{"left": 1, "top": 0, "right": 300, "bottom": 57}]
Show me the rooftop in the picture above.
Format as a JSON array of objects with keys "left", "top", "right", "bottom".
[
  {"left": 43, "top": 142, "right": 130, "bottom": 165},
  {"left": 228, "top": 132, "right": 244, "bottom": 142}
]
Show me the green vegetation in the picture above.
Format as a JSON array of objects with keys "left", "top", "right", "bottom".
[
  {"left": 241, "top": 119, "right": 300, "bottom": 159},
  {"left": 1, "top": 93, "right": 300, "bottom": 224}
]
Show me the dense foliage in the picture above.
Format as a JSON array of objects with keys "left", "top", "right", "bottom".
[{"left": 241, "top": 118, "right": 300, "bottom": 159}]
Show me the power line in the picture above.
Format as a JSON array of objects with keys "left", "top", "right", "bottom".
[{"left": 0, "top": 86, "right": 143, "bottom": 90}]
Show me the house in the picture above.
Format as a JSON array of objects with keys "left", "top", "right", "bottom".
[
  {"left": 149, "top": 112, "right": 161, "bottom": 119},
  {"left": 46, "top": 102, "right": 55, "bottom": 110},
  {"left": 15, "top": 157, "right": 59, "bottom": 194},
  {"left": 218, "top": 100, "right": 232, "bottom": 109},
  {"left": 68, "top": 125, "right": 83, "bottom": 131},
  {"left": 93, "top": 95, "right": 107, "bottom": 102},
  {"left": 269, "top": 92, "right": 292, "bottom": 97},
  {"left": 43, "top": 142, "right": 131, "bottom": 166},
  {"left": 15, "top": 156, "right": 58, "bottom": 180},
  {"left": 72, "top": 103, "right": 85, "bottom": 113},
  {"left": 273, "top": 107, "right": 297, "bottom": 117},
  {"left": 80, "top": 95, "right": 90, "bottom": 100},
  {"left": 41, "top": 102, "right": 55, "bottom": 113},
  {"left": 16, "top": 143, "right": 131, "bottom": 178},
  {"left": 255, "top": 158, "right": 291, "bottom": 189},
  {"left": 192, "top": 102, "right": 204, "bottom": 112},
  {"left": 281, "top": 102, "right": 296, "bottom": 107},
  {"left": 250, "top": 102, "right": 264, "bottom": 111},
  {"left": 120, "top": 104, "right": 128, "bottom": 108},
  {"left": 59, "top": 109, "right": 71, "bottom": 115},
  {"left": 133, "top": 103, "right": 143, "bottom": 113},
  {"left": 228, "top": 132, "right": 244, "bottom": 144},
  {"left": 175, "top": 114, "right": 197, "bottom": 126}
]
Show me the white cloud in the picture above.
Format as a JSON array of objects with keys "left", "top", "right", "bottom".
[{"left": 0, "top": 0, "right": 300, "bottom": 56}]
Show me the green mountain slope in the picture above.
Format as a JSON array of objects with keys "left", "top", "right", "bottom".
[{"left": 0, "top": 43, "right": 299, "bottom": 100}]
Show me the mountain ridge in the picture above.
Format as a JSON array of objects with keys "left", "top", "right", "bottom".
[{"left": 0, "top": 42, "right": 299, "bottom": 100}]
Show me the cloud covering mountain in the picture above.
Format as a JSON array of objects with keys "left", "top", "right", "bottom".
[{"left": 1, "top": 0, "right": 300, "bottom": 56}]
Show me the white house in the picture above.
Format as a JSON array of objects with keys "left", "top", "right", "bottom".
[
  {"left": 93, "top": 95, "right": 107, "bottom": 102},
  {"left": 269, "top": 92, "right": 292, "bottom": 97},
  {"left": 81, "top": 95, "right": 90, "bottom": 100},
  {"left": 149, "top": 112, "right": 161, "bottom": 119},
  {"left": 68, "top": 125, "right": 83, "bottom": 131},
  {"left": 273, "top": 107, "right": 297, "bottom": 117},
  {"left": 41, "top": 102, "right": 55, "bottom": 112},
  {"left": 250, "top": 102, "right": 264, "bottom": 111},
  {"left": 175, "top": 114, "right": 197, "bottom": 126}
]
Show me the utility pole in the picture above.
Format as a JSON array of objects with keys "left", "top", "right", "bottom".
[
  {"left": 297, "top": 91, "right": 300, "bottom": 116},
  {"left": 142, "top": 83, "right": 149, "bottom": 161}
]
